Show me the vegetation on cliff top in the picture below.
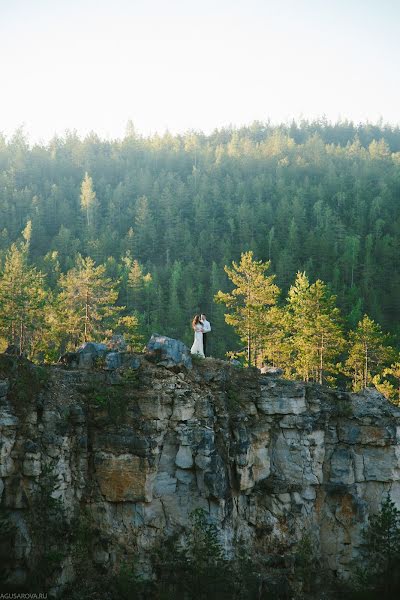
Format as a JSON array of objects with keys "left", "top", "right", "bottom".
[{"left": 0, "top": 122, "right": 399, "bottom": 398}]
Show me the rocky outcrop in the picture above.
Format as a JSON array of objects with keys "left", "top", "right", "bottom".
[
  {"left": 1, "top": 352, "right": 400, "bottom": 594},
  {"left": 145, "top": 334, "right": 193, "bottom": 370}
]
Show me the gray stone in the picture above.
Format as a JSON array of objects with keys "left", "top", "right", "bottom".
[
  {"left": 175, "top": 468, "right": 195, "bottom": 485},
  {"left": 78, "top": 342, "right": 108, "bottom": 355},
  {"left": 260, "top": 367, "right": 283, "bottom": 376},
  {"left": 145, "top": 334, "right": 192, "bottom": 370},
  {"left": 338, "top": 423, "right": 396, "bottom": 446},
  {"left": 171, "top": 395, "right": 195, "bottom": 421},
  {"left": 77, "top": 342, "right": 107, "bottom": 369},
  {"left": 175, "top": 446, "right": 193, "bottom": 469},
  {"left": 195, "top": 453, "right": 212, "bottom": 470},
  {"left": 330, "top": 448, "right": 354, "bottom": 485},
  {"left": 105, "top": 352, "right": 122, "bottom": 370},
  {"left": 302, "top": 486, "right": 316, "bottom": 500},
  {"left": 143, "top": 499, "right": 167, "bottom": 528},
  {"left": 153, "top": 472, "right": 177, "bottom": 497},
  {"left": 0, "top": 409, "right": 18, "bottom": 427},
  {"left": 257, "top": 384, "right": 306, "bottom": 415},
  {"left": 252, "top": 447, "right": 271, "bottom": 482},
  {"left": 272, "top": 432, "right": 304, "bottom": 483},
  {"left": 362, "top": 447, "right": 399, "bottom": 481},
  {"left": 137, "top": 395, "right": 172, "bottom": 420}
]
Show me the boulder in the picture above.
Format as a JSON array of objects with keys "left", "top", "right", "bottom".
[
  {"left": 175, "top": 446, "right": 193, "bottom": 469},
  {"left": 78, "top": 342, "right": 107, "bottom": 355},
  {"left": 145, "top": 334, "right": 192, "bottom": 370},
  {"left": 77, "top": 342, "right": 107, "bottom": 369},
  {"left": 260, "top": 366, "right": 283, "bottom": 376},
  {"left": 105, "top": 352, "right": 122, "bottom": 370}
]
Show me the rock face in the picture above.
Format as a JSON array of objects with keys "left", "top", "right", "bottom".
[{"left": 1, "top": 353, "right": 400, "bottom": 594}]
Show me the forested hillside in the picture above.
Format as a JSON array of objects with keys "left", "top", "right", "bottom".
[{"left": 0, "top": 120, "right": 399, "bottom": 360}]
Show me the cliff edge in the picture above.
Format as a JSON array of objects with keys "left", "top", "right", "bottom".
[{"left": 1, "top": 350, "right": 400, "bottom": 595}]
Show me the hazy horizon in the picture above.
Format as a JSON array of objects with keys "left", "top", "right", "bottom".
[
  {"left": 1, "top": 0, "right": 399, "bottom": 143},
  {"left": 3, "top": 116, "right": 400, "bottom": 146}
]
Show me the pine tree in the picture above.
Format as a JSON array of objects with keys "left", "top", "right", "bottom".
[
  {"left": 353, "top": 494, "right": 400, "bottom": 596},
  {"left": 80, "top": 173, "right": 97, "bottom": 230},
  {"left": 0, "top": 243, "right": 47, "bottom": 356},
  {"left": 57, "top": 255, "right": 121, "bottom": 346},
  {"left": 260, "top": 305, "right": 293, "bottom": 375},
  {"left": 117, "top": 315, "right": 143, "bottom": 352},
  {"left": 373, "top": 358, "right": 400, "bottom": 405},
  {"left": 127, "top": 259, "right": 152, "bottom": 313},
  {"left": 215, "top": 251, "right": 279, "bottom": 366},
  {"left": 287, "top": 272, "right": 345, "bottom": 384},
  {"left": 345, "top": 315, "right": 392, "bottom": 391}
]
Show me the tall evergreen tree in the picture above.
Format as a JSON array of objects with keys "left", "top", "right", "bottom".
[
  {"left": 215, "top": 251, "right": 279, "bottom": 365},
  {"left": 260, "top": 305, "right": 293, "bottom": 375},
  {"left": 127, "top": 259, "right": 152, "bottom": 312},
  {"left": 345, "top": 315, "right": 392, "bottom": 391},
  {"left": 80, "top": 173, "right": 98, "bottom": 231},
  {"left": 57, "top": 255, "right": 121, "bottom": 346},
  {"left": 0, "top": 243, "right": 47, "bottom": 356},
  {"left": 287, "top": 272, "right": 345, "bottom": 384}
]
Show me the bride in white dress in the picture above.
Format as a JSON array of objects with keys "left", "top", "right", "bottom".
[{"left": 190, "top": 315, "right": 205, "bottom": 357}]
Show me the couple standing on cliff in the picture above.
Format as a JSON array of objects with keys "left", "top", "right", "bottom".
[{"left": 191, "top": 314, "right": 211, "bottom": 358}]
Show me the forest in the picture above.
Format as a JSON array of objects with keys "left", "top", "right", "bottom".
[{"left": 0, "top": 120, "right": 399, "bottom": 395}]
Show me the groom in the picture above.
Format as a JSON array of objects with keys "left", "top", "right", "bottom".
[{"left": 200, "top": 314, "right": 211, "bottom": 357}]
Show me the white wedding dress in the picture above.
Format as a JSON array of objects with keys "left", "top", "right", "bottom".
[{"left": 191, "top": 324, "right": 204, "bottom": 357}]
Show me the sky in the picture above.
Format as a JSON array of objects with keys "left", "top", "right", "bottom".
[{"left": 0, "top": 0, "right": 399, "bottom": 142}]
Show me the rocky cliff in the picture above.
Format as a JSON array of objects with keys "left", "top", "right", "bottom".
[{"left": 1, "top": 350, "right": 400, "bottom": 596}]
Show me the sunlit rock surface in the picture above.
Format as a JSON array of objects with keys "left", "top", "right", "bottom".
[{"left": 1, "top": 351, "right": 400, "bottom": 593}]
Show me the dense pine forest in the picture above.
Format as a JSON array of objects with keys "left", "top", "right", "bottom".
[{"left": 0, "top": 120, "right": 399, "bottom": 392}]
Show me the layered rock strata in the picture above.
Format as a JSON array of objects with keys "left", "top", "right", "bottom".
[{"left": 1, "top": 353, "right": 400, "bottom": 592}]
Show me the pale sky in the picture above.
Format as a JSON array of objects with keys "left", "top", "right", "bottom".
[{"left": 0, "top": 0, "right": 399, "bottom": 142}]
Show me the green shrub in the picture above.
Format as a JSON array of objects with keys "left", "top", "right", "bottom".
[{"left": 349, "top": 494, "right": 400, "bottom": 599}]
